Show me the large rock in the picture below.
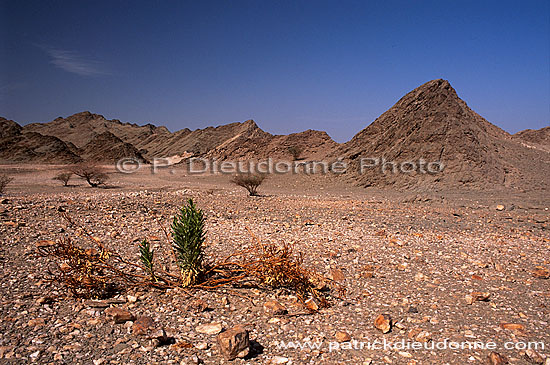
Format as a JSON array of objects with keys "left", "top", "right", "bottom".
[{"left": 216, "top": 325, "right": 249, "bottom": 361}]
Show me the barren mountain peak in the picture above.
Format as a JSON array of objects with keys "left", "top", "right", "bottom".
[{"left": 336, "top": 79, "right": 549, "bottom": 190}]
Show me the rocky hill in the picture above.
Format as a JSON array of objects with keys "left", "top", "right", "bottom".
[
  {"left": 23, "top": 111, "right": 171, "bottom": 156},
  {"left": 0, "top": 117, "right": 81, "bottom": 163},
  {"left": 334, "top": 79, "right": 550, "bottom": 190},
  {"left": 20, "top": 113, "right": 339, "bottom": 162},
  {"left": 80, "top": 131, "right": 148, "bottom": 164},
  {"left": 513, "top": 126, "right": 550, "bottom": 153},
  {"left": 3, "top": 80, "right": 548, "bottom": 191},
  {"left": 204, "top": 121, "right": 337, "bottom": 161}
]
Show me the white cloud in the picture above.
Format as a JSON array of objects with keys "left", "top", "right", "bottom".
[{"left": 39, "top": 45, "right": 109, "bottom": 77}]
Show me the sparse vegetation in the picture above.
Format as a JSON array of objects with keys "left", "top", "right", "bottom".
[
  {"left": 231, "top": 173, "right": 267, "bottom": 196},
  {"left": 38, "top": 200, "right": 337, "bottom": 308},
  {"left": 138, "top": 239, "right": 156, "bottom": 282},
  {"left": 0, "top": 174, "right": 14, "bottom": 195},
  {"left": 53, "top": 172, "right": 73, "bottom": 186},
  {"left": 70, "top": 163, "right": 108, "bottom": 187},
  {"left": 171, "top": 199, "right": 205, "bottom": 287},
  {"left": 288, "top": 146, "right": 303, "bottom": 160}
]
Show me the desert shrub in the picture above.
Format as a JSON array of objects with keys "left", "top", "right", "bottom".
[
  {"left": 38, "top": 201, "right": 339, "bottom": 308},
  {"left": 53, "top": 172, "right": 72, "bottom": 186},
  {"left": 70, "top": 163, "right": 108, "bottom": 187},
  {"left": 0, "top": 174, "right": 13, "bottom": 195},
  {"left": 171, "top": 199, "right": 205, "bottom": 287},
  {"left": 288, "top": 146, "right": 302, "bottom": 161},
  {"left": 231, "top": 173, "right": 266, "bottom": 196},
  {"left": 139, "top": 239, "right": 156, "bottom": 282}
]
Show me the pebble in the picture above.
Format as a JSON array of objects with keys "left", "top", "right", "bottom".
[{"left": 196, "top": 322, "right": 223, "bottom": 335}]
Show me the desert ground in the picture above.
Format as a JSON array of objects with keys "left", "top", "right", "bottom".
[{"left": 0, "top": 165, "right": 549, "bottom": 364}]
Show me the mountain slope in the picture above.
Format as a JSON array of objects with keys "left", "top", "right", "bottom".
[
  {"left": 0, "top": 118, "right": 82, "bottom": 163},
  {"left": 513, "top": 127, "right": 550, "bottom": 153},
  {"left": 335, "top": 79, "right": 549, "bottom": 190},
  {"left": 23, "top": 113, "right": 339, "bottom": 161},
  {"left": 80, "top": 131, "right": 148, "bottom": 163},
  {"left": 23, "top": 111, "right": 171, "bottom": 156},
  {"left": 206, "top": 124, "right": 338, "bottom": 161}
]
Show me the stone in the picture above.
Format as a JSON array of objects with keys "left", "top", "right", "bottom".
[
  {"left": 132, "top": 316, "right": 155, "bottom": 336},
  {"left": 216, "top": 325, "right": 249, "bottom": 361},
  {"left": 187, "top": 299, "right": 209, "bottom": 313},
  {"left": 374, "top": 314, "right": 392, "bottom": 333},
  {"left": 104, "top": 307, "right": 135, "bottom": 324},
  {"left": 195, "top": 342, "right": 208, "bottom": 350},
  {"left": 304, "top": 298, "right": 319, "bottom": 312},
  {"left": 496, "top": 205, "right": 505, "bottom": 211},
  {"left": 361, "top": 265, "right": 375, "bottom": 278},
  {"left": 196, "top": 322, "right": 222, "bottom": 335},
  {"left": 523, "top": 349, "right": 544, "bottom": 364},
  {"left": 487, "top": 351, "right": 508, "bottom": 364},
  {"left": 85, "top": 300, "right": 109, "bottom": 308},
  {"left": 263, "top": 300, "right": 288, "bottom": 316},
  {"left": 465, "top": 292, "right": 491, "bottom": 305},
  {"left": 27, "top": 318, "right": 45, "bottom": 327},
  {"left": 499, "top": 323, "right": 525, "bottom": 332},
  {"left": 330, "top": 268, "right": 346, "bottom": 281},
  {"left": 533, "top": 267, "right": 550, "bottom": 279},
  {"left": 335, "top": 331, "right": 351, "bottom": 342},
  {"left": 268, "top": 356, "right": 289, "bottom": 364}
]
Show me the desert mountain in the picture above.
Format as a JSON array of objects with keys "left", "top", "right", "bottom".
[
  {"left": 0, "top": 117, "right": 81, "bottom": 163},
  {"left": 205, "top": 120, "right": 337, "bottom": 161},
  {"left": 21, "top": 112, "right": 339, "bottom": 161},
  {"left": 80, "top": 131, "right": 148, "bottom": 164},
  {"left": 335, "top": 79, "right": 550, "bottom": 190},
  {"left": 513, "top": 126, "right": 550, "bottom": 153},
  {"left": 23, "top": 111, "right": 171, "bottom": 156},
  {"left": 5, "top": 79, "right": 549, "bottom": 191}
]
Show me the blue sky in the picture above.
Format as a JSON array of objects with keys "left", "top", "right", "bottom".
[{"left": 1, "top": 0, "right": 548, "bottom": 142}]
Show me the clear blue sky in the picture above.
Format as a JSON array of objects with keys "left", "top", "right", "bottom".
[{"left": 1, "top": 0, "right": 549, "bottom": 142}]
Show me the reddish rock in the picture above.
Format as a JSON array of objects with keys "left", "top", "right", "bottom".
[
  {"left": 335, "top": 331, "right": 351, "bottom": 342},
  {"left": 132, "top": 316, "right": 155, "bottom": 336},
  {"left": 374, "top": 314, "right": 392, "bottom": 333},
  {"left": 104, "top": 307, "right": 135, "bottom": 324},
  {"left": 263, "top": 300, "right": 287, "bottom": 316},
  {"left": 216, "top": 325, "right": 249, "bottom": 361}
]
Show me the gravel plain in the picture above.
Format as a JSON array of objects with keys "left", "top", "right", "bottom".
[{"left": 0, "top": 165, "right": 549, "bottom": 364}]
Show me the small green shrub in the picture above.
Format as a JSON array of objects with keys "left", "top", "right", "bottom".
[
  {"left": 171, "top": 199, "right": 205, "bottom": 287},
  {"left": 139, "top": 239, "right": 156, "bottom": 282}
]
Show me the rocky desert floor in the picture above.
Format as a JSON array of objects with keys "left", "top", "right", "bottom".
[{"left": 0, "top": 164, "right": 549, "bottom": 364}]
